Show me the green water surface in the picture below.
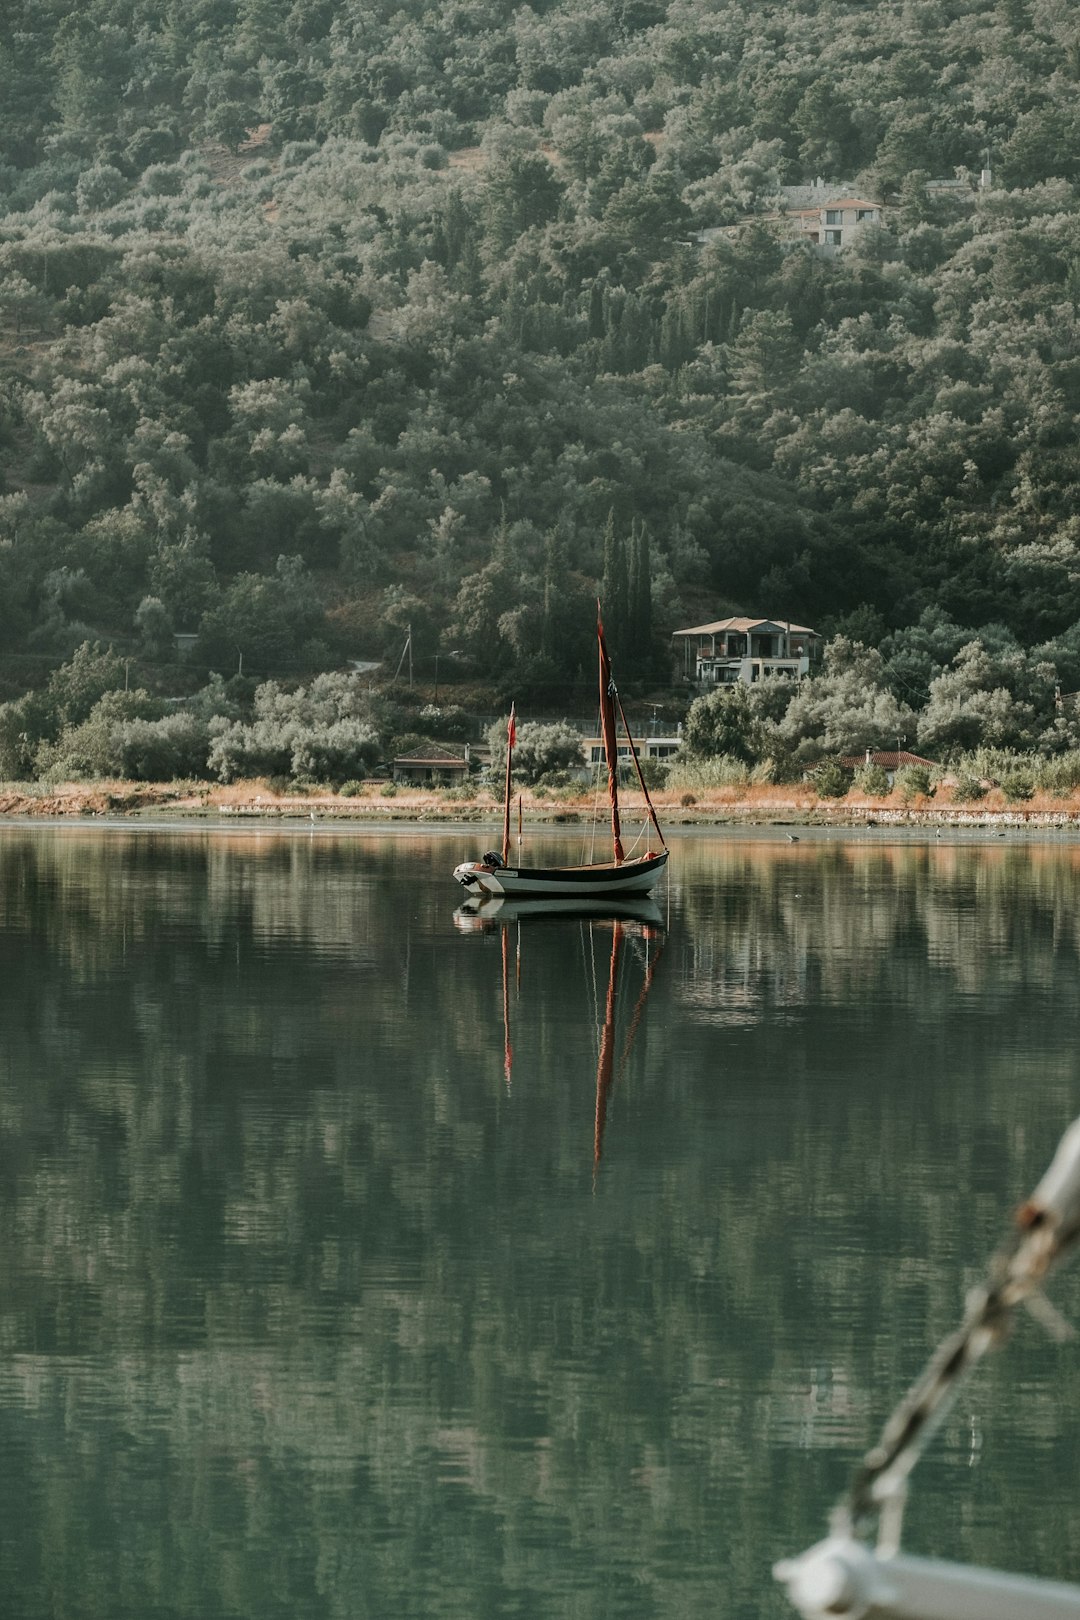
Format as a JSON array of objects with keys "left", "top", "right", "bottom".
[{"left": 2, "top": 824, "right": 1080, "bottom": 1619}]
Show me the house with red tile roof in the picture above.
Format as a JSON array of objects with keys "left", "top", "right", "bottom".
[
  {"left": 838, "top": 749, "right": 938, "bottom": 785},
  {"left": 392, "top": 744, "right": 471, "bottom": 785}
]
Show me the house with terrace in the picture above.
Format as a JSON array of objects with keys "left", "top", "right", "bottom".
[
  {"left": 698, "top": 180, "right": 883, "bottom": 255},
  {"left": 672, "top": 618, "right": 820, "bottom": 687}
]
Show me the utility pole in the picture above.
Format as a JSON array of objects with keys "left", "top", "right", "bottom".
[{"left": 392, "top": 627, "right": 413, "bottom": 686}]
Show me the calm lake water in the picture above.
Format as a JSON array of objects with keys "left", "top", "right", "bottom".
[{"left": 3, "top": 822, "right": 1080, "bottom": 1619}]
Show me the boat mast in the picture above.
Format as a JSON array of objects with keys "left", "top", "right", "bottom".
[
  {"left": 597, "top": 606, "right": 625, "bottom": 864},
  {"left": 501, "top": 703, "right": 516, "bottom": 865}
]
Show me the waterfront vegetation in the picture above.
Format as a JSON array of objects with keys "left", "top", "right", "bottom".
[{"left": 6, "top": 634, "right": 1080, "bottom": 817}]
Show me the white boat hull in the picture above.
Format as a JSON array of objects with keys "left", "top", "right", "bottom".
[{"left": 453, "top": 850, "right": 668, "bottom": 899}]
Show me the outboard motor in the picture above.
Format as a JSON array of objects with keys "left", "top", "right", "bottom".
[{"left": 481, "top": 851, "right": 505, "bottom": 869}]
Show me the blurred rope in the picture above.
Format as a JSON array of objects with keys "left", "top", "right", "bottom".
[{"left": 837, "top": 1117, "right": 1080, "bottom": 1553}]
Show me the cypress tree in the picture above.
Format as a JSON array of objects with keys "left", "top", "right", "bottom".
[
  {"left": 627, "top": 520, "right": 652, "bottom": 670},
  {"left": 601, "top": 510, "right": 628, "bottom": 648},
  {"left": 634, "top": 520, "right": 652, "bottom": 649},
  {"left": 588, "top": 277, "right": 605, "bottom": 339}
]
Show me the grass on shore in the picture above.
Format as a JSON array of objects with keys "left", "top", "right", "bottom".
[{"left": 4, "top": 776, "right": 1080, "bottom": 822}]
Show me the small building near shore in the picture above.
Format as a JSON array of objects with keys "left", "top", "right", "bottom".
[
  {"left": 392, "top": 744, "right": 471, "bottom": 785},
  {"left": 581, "top": 730, "right": 682, "bottom": 769},
  {"left": 837, "top": 748, "right": 938, "bottom": 786}
]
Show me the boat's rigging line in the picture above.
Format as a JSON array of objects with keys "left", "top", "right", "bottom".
[
  {"left": 579, "top": 914, "right": 652, "bottom": 1062},
  {"left": 582, "top": 918, "right": 603, "bottom": 1054},
  {"left": 580, "top": 693, "right": 660, "bottom": 867},
  {"left": 616, "top": 928, "right": 664, "bottom": 1084}
]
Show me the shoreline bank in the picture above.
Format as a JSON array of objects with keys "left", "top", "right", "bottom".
[{"left": 4, "top": 780, "right": 1080, "bottom": 833}]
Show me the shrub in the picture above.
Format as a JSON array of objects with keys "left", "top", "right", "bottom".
[
  {"left": 139, "top": 163, "right": 185, "bottom": 196},
  {"left": 487, "top": 717, "right": 583, "bottom": 783},
  {"left": 280, "top": 142, "right": 318, "bottom": 167},
  {"left": 950, "top": 772, "right": 987, "bottom": 803},
  {"left": 667, "top": 754, "right": 751, "bottom": 790},
  {"left": 1034, "top": 752, "right": 1080, "bottom": 795},
  {"left": 36, "top": 690, "right": 164, "bottom": 781},
  {"left": 1000, "top": 771, "right": 1034, "bottom": 802},
  {"left": 205, "top": 673, "right": 384, "bottom": 783},
  {"left": 895, "top": 764, "right": 933, "bottom": 802},
  {"left": 76, "top": 162, "right": 127, "bottom": 212},
  {"left": 116, "top": 712, "right": 211, "bottom": 780},
  {"left": 207, "top": 715, "right": 380, "bottom": 784},
  {"left": 289, "top": 718, "right": 381, "bottom": 783},
  {"left": 853, "top": 763, "right": 891, "bottom": 796},
  {"left": 207, "top": 717, "right": 293, "bottom": 782},
  {"left": 681, "top": 683, "right": 765, "bottom": 763},
  {"left": 814, "top": 762, "right": 848, "bottom": 798}
]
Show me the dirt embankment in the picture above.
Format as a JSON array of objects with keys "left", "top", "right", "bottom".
[{"left": 4, "top": 779, "right": 1080, "bottom": 829}]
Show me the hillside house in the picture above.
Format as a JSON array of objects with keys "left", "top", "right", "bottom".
[
  {"left": 697, "top": 181, "right": 883, "bottom": 254},
  {"left": 672, "top": 618, "right": 819, "bottom": 687},
  {"left": 773, "top": 183, "right": 883, "bottom": 251}
]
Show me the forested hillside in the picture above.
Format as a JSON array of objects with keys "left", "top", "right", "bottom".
[{"left": 2, "top": 0, "right": 1080, "bottom": 776}]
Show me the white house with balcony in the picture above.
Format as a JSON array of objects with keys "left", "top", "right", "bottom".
[{"left": 672, "top": 617, "right": 820, "bottom": 687}]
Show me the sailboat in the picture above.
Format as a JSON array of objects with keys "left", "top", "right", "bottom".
[{"left": 453, "top": 609, "right": 669, "bottom": 900}]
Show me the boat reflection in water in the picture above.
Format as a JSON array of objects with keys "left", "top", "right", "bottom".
[
  {"left": 454, "top": 895, "right": 667, "bottom": 1175},
  {"left": 454, "top": 895, "right": 664, "bottom": 930}
]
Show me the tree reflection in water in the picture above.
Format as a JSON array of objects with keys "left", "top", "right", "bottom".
[{"left": 2, "top": 827, "right": 1080, "bottom": 1619}]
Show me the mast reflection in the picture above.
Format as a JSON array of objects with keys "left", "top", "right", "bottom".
[{"left": 455, "top": 897, "right": 667, "bottom": 1174}]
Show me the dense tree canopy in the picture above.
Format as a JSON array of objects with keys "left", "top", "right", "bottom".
[{"left": 1, "top": 0, "right": 1080, "bottom": 774}]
